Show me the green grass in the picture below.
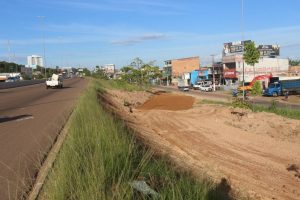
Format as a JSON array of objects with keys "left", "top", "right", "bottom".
[
  {"left": 94, "top": 78, "right": 150, "bottom": 92},
  {"left": 251, "top": 102, "right": 300, "bottom": 120},
  {"left": 200, "top": 98, "right": 300, "bottom": 120},
  {"left": 39, "top": 79, "right": 232, "bottom": 200}
]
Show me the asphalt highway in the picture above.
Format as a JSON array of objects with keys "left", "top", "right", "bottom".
[{"left": 0, "top": 77, "right": 88, "bottom": 199}]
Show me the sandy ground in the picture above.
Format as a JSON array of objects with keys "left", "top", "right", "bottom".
[{"left": 101, "top": 89, "right": 300, "bottom": 200}]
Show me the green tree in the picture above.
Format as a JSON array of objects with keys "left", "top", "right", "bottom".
[
  {"left": 120, "top": 66, "right": 134, "bottom": 73},
  {"left": 289, "top": 59, "right": 300, "bottom": 66},
  {"left": 243, "top": 41, "right": 260, "bottom": 78},
  {"left": 83, "top": 68, "right": 91, "bottom": 76},
  {"left": 0, "top": 61, "right": 23, "bottom": 73},
  {"left": 130, "top": 57, "right": 143, "bottom": 68},
  {"left": 120, "top": 66, "right": 139, "bottom": 83},
  {"left": 141, "top": 64, "right": 162, "bottom": 83},
  {"left": 120, "top": 58, "right": 162, "bottom": 85},
  {"left": 251, "top": 81, "right": 263, "bottom": 95}
]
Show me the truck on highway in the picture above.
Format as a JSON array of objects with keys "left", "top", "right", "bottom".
[
  {"left": 46, "top": 74, "right": 63, "bottom": 89},
  {"left": 263, "top": 79, "right": 300, "bottom": 96}
]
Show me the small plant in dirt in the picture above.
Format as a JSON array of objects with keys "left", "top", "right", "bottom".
[
  {"left": 232, "top": 98, "right": 253, "bottom": 110},
  {"left": 269, "top": 100, "right": 278, "bottom": 110},
  {"left": 251, "top": 81, "right": 263, "bottom": 96}
]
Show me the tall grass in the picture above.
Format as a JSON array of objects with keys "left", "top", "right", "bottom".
[
  {"left": 94, "top": 78, "right": 149, "bottom": 91},
  {"left": 252, "top": 101, "right": 300, "bottom": 120},
  {"left": 39, "top": 79, "right": 231, "bottom": 200}
]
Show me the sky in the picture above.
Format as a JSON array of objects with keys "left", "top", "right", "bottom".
[{"left": 1, "top": 0, "right": 300, "bottom": 69}]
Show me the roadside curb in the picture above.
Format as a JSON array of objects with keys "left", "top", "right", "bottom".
[{"left": 27, "top": 109, "right": 74, "bottom": 200}]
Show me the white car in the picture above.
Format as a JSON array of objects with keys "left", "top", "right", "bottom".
[
  {"left": 193, "top": 84, "right": 202, "bottom": 90},
  {"left": 200, "top": 84, "right": 213, "bottom": 92}
]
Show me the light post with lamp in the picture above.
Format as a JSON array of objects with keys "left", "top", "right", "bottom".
[
  {"left": 38, "top": 16, "right": 47, "bottom": 79},
  {"left": 241, "top": 0, "right": 245, "bottom": 100}
]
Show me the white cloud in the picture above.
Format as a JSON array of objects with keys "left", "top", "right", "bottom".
[
  {"left": 111, "top": 33, "right": 168, "bottom": 45},
  {"left": 41, "top": 0, "right": 186, "bottom": 15}
]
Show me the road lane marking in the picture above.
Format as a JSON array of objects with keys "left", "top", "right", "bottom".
[{"left": 16, "top": 116, "right": 34, "bottom": 122}]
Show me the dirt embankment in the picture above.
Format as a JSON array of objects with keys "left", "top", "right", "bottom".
[{"left": 101, "top": 89, "right": 300, "bottom": 200}]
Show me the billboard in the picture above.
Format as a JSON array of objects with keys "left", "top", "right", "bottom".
[
  {"left": 257, "top": 45, "right": 280, "bottom": 57},
  {"left": 223, "top": 69, "right": 237, "bottom": 79},
  {"left": 223, "top": 40, "right": 251, "bottom": 55}
]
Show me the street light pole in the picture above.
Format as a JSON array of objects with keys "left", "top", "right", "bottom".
[
  {"left": 38, "top": 16, "right": 47, "bottom": 79},
  {"left": 241, "top": 0, "right": 245, "bottom": 100},
  {"left": 211, "top": 54, "right": 216, "bottom": 91}
]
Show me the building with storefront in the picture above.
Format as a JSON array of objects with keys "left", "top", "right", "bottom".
[
  {"left": 222, "top": 41, "right": 289, "bottom": 83},
  {"left": 163, "top": 56, "right": 200, "bottom": 85}
]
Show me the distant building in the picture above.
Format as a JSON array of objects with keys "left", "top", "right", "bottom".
[
  {"left": 27, "top": 55, "right": 43, "bottom": 68},
  {"left": 21, "top": 67, "right": 32, "bottom": 78},
  {"left": 101, "top": 64, "right": 115, "bottom": 74},
  {"left": 222, "top": 41, "right": 289, "bottom": 83},
  {"left": 288, "top": 66, "right": 300, "bottom": 76},
  {"left": 163, "top": 56, "right": 200, "bottom": 85}
]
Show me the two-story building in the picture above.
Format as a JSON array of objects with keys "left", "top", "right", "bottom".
[
  {"left": 222, "top": 41, "right": 289, "bottom": 84},
  {"left": 163, "top": 56, "right": 200, "bottom": 85}
]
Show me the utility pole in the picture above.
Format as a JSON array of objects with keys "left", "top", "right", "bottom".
[
  {"left": 13, "top": 52, "right": 17, "bottom": 73},
  {"left": 211, "top": 54, "right": 216, "bottom": 91},
  {"left": 7, "top": 40, "right": 11, "bottom": 63},
  {"left": 38, "top": 16, "right": 47, "bottom": 79},
  {"left": 241, "top": 0, "right": 245, "bottom": 100}
]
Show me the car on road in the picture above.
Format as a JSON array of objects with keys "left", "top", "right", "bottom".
[
  {"left": 199, "top": 84, "right": 213, "bottom": 92},
  {"left": 5, "top": 76, "right": 20, "bottom": 82},
  {"left": 46, "top": 74, "right": 63, "bottom": 89}
]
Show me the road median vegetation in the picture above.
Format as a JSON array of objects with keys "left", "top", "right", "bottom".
[{"left": 39, "top": 79, "right": 231, "bottom": 200}]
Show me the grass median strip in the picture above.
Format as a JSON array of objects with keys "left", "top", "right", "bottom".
[{"left": 39, "top": 79, "right": 232, "bottom": 200}]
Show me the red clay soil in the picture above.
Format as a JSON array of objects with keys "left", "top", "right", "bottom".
[{"left": 137, "top": 93, "right": 195, "bottom": 111}]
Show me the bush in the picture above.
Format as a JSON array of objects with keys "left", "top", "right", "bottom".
[
  {"left": 232, "top": 97, "right": 253, "bottom": 110},
  {"left": 251, "top": 81, "right": 263, "bottom": 96}
]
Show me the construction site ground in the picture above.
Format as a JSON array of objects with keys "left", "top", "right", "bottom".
[{"left": 101, "top": 89, "right": 300, "bottom": 200}]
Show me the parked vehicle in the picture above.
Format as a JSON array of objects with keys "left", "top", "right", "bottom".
[
  {"left": 193, "top": 81, "right": 213, "bottom": 89},
  {"left": 200, "top": 84, "right": 213, "bottom": 92},
  {"left": 5, "top": 76, "right": 20, "bottom": 82},
  {"left": 46, "top": 74, "right": 63, "bottom": 89},
  {"left": 177, "top": 79, "right": 189, "bottom": 91},
  {"left": 193, "top": 81, "right": 204, "bottom": 90},
  {"left": 263, "top": 79, "right": 300, "bottom": 96}
]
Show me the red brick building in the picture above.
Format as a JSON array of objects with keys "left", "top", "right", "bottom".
[{"left": 164, "top": 56, "right": 200, "bottom": 80}]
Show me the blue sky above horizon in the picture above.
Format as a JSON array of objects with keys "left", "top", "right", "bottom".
[{"left": 1, "top": 0, "right": 300, "bottom": 69}]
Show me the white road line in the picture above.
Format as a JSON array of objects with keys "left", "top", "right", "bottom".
[{"left": 16, "top": 116, "right": 34, "bottom": 122}]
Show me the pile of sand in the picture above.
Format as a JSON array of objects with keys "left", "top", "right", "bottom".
[{"left": 137, "top": 93, "right": 195, "bottom": 111}]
